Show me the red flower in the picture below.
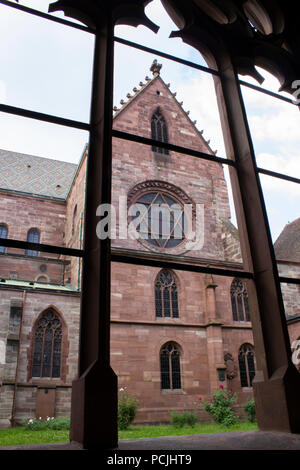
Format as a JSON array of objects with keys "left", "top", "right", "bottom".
[
  {"left": 229, "top": 388, "right": 233, "bottom": 392},
  {"left": 199, "top": 397, "right": 202, "bottom": 401},
  {"left": 219, "top": 384, "right": 224, "bottom": 389},
  {"left": 209, "top": 398, "right": 213, "bottom": 403}
]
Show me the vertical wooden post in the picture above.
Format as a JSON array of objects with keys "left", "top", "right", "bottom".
[
  {"left": 215, "top": 51, "right": 300, "bottom": 432},
  {"left": 70, "top": 14, "right": 118, "bottom": 449}
]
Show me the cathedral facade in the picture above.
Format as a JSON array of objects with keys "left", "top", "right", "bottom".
[{"left": 0, "top": 64, "right": 299, "bottom": 427}]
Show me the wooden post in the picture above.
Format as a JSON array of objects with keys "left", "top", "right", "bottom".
[
  {"left": 215, "top": 50, "right": 300, "bottom": 433},
  {"left": 69, "top": 15, "right": 118, "bottom": 449}
]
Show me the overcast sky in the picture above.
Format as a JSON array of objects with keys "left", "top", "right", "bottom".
[{"left": 0, "top": 0, "right": 299, "bottom": 243}]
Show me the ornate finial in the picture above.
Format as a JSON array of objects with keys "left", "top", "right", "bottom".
[
  {"left": 126, "top": 93, "right": 132, "bottom": 99},
  {"left": 133, "top": 87, "right": 138, "bottom": 93},
  {"left": 120, "top": 99, "right": 125, "bottom": 105},
  {"left": 139, "top": 81, "right": 144, "bottom": 87},
  {"left": 150, "top": 59, "right": 162, "bottom": 76},
  {"left": 113, "top": 106, "right": 119, "bottom": 112}
]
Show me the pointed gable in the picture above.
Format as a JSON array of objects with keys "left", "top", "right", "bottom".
[{"left": 112, "top": 61, "right": 215, "bottom": 156}]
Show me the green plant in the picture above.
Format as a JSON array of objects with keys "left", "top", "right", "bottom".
[
  {"left": 200, "top": 385, "right": 238, "bottom": 426},
  {"left": 118, "top": 388, "right": 139, "bottom": 430},
  {"left": 21, "top": 417, "right": 70, "bottom": 431},
  {"left": 170, "top": 410, "right": 198, "bottom": 428},
  {"left": 243, "top": 398, "right": 256, "bottom": 422}
]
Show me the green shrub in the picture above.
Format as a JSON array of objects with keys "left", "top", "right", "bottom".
[
  {"left": 200, "top": 385, "right": 238, "bottom": 426},
  {"left": 170, "top": 410, "right": 198, "bottom": 428},
  {"left": 118, "top": 389, "right": 139, "bottom": 430},
  {"left": 22, "top": 417, "right": 70, "bottom": 431},
  {"left": 243, "top": 398, "right": 256, "bottom": 422}
]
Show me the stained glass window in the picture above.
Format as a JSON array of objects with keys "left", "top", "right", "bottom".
[
  {"left": 160, "top": 342, "right": 181, "bottom": 390},
  {"left": 32, "top": 309, "right": 62, "bottom": 378},
  {"left": 151, "top": 107, "right": 169, "bottom": 155},
  {"left": 26, "top": 228, "right": 40, "bottom": 257},
  {"left": 238, "top": 343, "right": 255, "bottom": 387},
  {"left": 0, "top": 224, "right": 8, "bottom": 254},
  {"left": 132, "top": 192, "right": 186, "bottom": 249},
  {"left": 155, "top": 270, "right": 179, "bottom": 318},
  {"left": 231, "top": 279, "right": 251, "bottom": 321}
]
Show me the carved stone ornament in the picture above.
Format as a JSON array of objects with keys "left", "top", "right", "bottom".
[
  {"left": 162, "top": 0, "right": 300, "bottom": 95},
  {"left": 224, "top": 352, "right": 238, "bottom": 379},
  {"left": 49, "top": 0, "right": 159, "bottom": 32}
]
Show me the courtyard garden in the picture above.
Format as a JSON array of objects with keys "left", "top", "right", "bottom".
[{"left": 0, "top": 386, "right": 257, "bottom": 447}]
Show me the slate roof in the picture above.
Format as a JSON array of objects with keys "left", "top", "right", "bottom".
[
  {"left": 274, "top": 217, "right": 300, "bottom": 262},
  {"left": 0, "top": 149, "right": 77, "bottom": 199}
]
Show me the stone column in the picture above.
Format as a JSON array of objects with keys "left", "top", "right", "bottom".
[{"left": 205, "top": 276, "right": 225, "bottom": 392}]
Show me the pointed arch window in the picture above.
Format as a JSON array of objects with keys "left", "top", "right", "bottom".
[
  {"left": 231, "top": 278, "right": 250, "bottom": 321},
  {"left": 238, "top": 343, "right": 255, "bottom": 387},
  {"left": 26, "top": 228, "right": 40, "bottom": 257},
  {"left": 32, "top": 309, "right": 62, "bottom": 378},
  {"left": 160, "top": 342, "right": 181, "bottom": 390},
  {"left": 151, "top": 107, "right": 169, "bottom": 155},
  {"left": 0, "top": 224, "right": 8, "bottom": 254},
  {"left": 155, "top": 269, "right": 179, "bottom": 318}
]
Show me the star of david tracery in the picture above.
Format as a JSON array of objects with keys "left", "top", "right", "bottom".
[{"left": 130, "top": 190, "right": 188, "bottom": 248}]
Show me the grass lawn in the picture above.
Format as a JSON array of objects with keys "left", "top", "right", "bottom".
[
  {"left": 0, "top": 421, "right": 257, "bottom": 447},
  {"left": 119, "top": 421, "right": 258, "bottom": 439}
]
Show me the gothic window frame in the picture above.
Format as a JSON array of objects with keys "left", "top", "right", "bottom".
[
  {"left": 127, "top": 180, "right": 195, "bottom": 252},
  {"left": 238, "top": 343, "right": 255, "bottom": 388},
  {"left": 160, "top": 342, "right": 182, "bottom": 390},
  {"left": 231, "top": 278, "right": 251, "bottom": 322},
  {"left": 151, "top": 107, "right": 169, "bottom": 155},
  {"left": 155, "top": 269, "right": 179, "bottom": 318},
  {"left": 26, "top": 228, "right": 40, "bottom": 257},
  {"left": 29, "top": 307, "right": 67, "bottom": 382},
  {"left": 0, "top": 223, "right": 8, "bottom": 254}
]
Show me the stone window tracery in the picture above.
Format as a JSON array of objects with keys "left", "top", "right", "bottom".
[
  {"left": 155, "top": 269, "right": 179, "bottom": 318},
  {"left": 32, "top": 309, "right": 62, "bottom": 378},
  {"left": 231, "top": 278, "right": 250, "bottom": 321},
  {"left": 151, "top": 107, "right": 169, "bottom": 155},
  {"left": 160, "top": 342, "right": 181, "bottom": 390},
  {"left": 238, "top": 343, "right": 255, "bottom": 387}
]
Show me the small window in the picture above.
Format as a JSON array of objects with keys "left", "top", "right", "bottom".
[
  {"left": 155, "top": 270, "right": 179, "bottom": 318},
  {"left": 32, "top": 309, "right": 62, "bottom": 378},
  {"left": 151, "top": 107, "right": 169, "bottom": 155},
  {"left": 231, "top": 278, "right": 250, "bottom": 321},
  {"left": 0, "top": 224, "right": 8, "bottom": 254},
  {"left": 238, "top": 343, "right": 255, "bottom": 387},
  {"left": 160, "top": 342, "right": 181, "bottom": 390},
  {"left": 26, "top": 228, "right": 40, "bottom": 257}
]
